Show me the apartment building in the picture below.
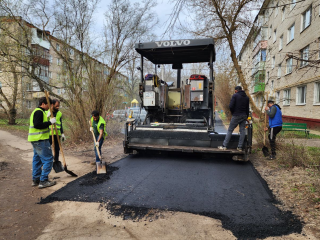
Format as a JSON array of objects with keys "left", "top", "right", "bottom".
[
  {"left": 0, "top": 17, "right": 128, "bottom": 117},
  {"left": 238, "top": 0, "right": 320, "bottom": 128}
]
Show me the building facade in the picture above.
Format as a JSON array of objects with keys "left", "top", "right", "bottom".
[
  {"left": 238, "top": 0, "right": 320, "bottom": 128},
  {"left": 0, "top": 17, "right": 128, "bottom": 119}
]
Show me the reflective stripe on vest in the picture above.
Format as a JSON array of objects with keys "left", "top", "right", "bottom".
[
  {"left": 91, "top": 116, "right": 108, "bottom": 139},
  {"left": 45, "top": 110, "right": 62, "bottom": 135},
  {"left": 28, "top": 108, "right": 50, "bottom": 142}
]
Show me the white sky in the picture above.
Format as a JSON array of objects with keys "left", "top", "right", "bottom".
[{"left": 93, "top": 0, "right": 186, "bottom": 40}]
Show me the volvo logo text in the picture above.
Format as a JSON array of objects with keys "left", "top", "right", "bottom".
[{"left": 155, "top": 40, "right": 191, "bottom": 47}]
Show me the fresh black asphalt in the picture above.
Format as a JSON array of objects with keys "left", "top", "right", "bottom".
[{"left": 41, "top": 116, "right": 302, "bottom": 239}]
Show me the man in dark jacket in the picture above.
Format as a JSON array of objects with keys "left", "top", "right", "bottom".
[
  {"left": 264, "top": 100, "right": 282, "bottom": 160},
  {"left": 218, "top": 86, "right": 249, "bottom": 151}
]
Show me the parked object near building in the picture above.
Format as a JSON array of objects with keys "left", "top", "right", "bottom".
[{"left": 112, "top": 109, "right": 127, "bottom": 121}]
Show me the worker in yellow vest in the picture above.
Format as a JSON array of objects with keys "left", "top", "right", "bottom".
[
  {"left": 28, "top": 97, "right": 57, "bottom": 189},
  {"left": 89, "top": 110, "right": 108, "bottom": 164},
  {"left": 46, "top": 99, "right": 66, "bottom": 164}
]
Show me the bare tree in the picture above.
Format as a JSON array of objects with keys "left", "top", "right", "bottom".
[{"left": 168, "top": 0, "right": 263, "bottom": 116}]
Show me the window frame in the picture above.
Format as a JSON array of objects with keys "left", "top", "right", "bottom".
[
  {"left": 314, "top": 82, "right": 320, "bottom": 105},
  {"left": 283, "top": 88, "right": 291, "bottom": 105},
  {"left": 287, "top": 23, "right": 295, "bottom": 43},
  {"left": 277, "top": 63, "right": 281, "bottom": 78},
  {"left": 272, "top": 56, "right": 275, "bottom": 69},
  {"left": 286, "top": 58, "right": 293, "bottom": 74},
  {"left": 296, "top": 85, "right": 307, "bottom": 105},
  {"left": 56, "top": 43, "right": 60, "bottom": 51},
  {"left": 290, "top": 0, "right": 296, "bottom": 10},
  {"left": 301, "top": 6, "right": 312, "bottom": 32},
  {"left": 279, "top": 34, "right": 283, "bottom": 50},
  {"left": 276, "top": 91, "right": 281, "bottom": 104},
  {"left": 300, "top": 45, "right": 309, "bottom": 67}
]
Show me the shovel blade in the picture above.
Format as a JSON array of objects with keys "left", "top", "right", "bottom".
[
  {"left": 96, "top": 161, "right": 107, "bottom": 174},
  {"left": 53, "top": 161, "right": 64, "bottom": 173},
  {"left": 262, "top": 146, "right": 269, "bottom": 157}
]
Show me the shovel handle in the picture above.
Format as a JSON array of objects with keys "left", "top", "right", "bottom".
[
  {"left": 44, "top": 90, "right": 67, "bottom": 167},
  {"left": 90, "top": 123, "right": 101, "bottom": 160},
  {"left": 264, "top": 94, "right": 268, "bottom": 145}
]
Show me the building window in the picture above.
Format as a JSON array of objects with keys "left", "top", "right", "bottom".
[
  {"left": 272, "top": 56, "right": 275, "bottom": 69},
  {"left": 269, "top": 25, "right": 272, "bottom": 38},
  {"left": 286, "top": 58, "right": 293, "bottom": 74},
  {"left": 48, "top": 71, "right": 52, "bottom": 78},
  {"left": 279, "top": 35, "right": 283, "bottom": 50},
  {"left": 275, "top": 3, "right": 279, "bottom": 16},
  {"left": 290, "top": 0, "right": 296, "bottom": 10},
  {"left": 271, "top": 80, "right": 274, "bottom": 91},
  {"left": 276, "top": 91, "right": 280, "bottom": 104},
  {"left": 314, "top": 82, "right": 320, "bottom": 104},
  {"left": 26, "top": 83, "right": 32, "bottom": 91},
  {"left": 57, "top": 88, "right": 61, "bottom": 94},
  {"left": 57, "top": 58, "right": 61, "bottom": 66},
  {"left": 296, "top": 86, "right": 307, "bottom": 104},
  {"left": 281, "top": 7, "right": 285, "bottom": 21},
  {"left": 300, "top": 45, "right": 309, "bottom": 67},
  {"left": 277, "top": 63, "right": 281, "bottom": 78},
  {"left": 273, "top": 28, "right": 277, "bottom": 42},
  {"left": 287, "top": 23, "right": 295, "bottom": 43},
  {"left": 70, "top": 49, "right": 74, "bottom": 56},
  {"left": 283, "top": 89, "right": 291, "bottom": 105},
  {"left": 27, "top": 100, "right": 32, "bottom": 109},
  {"left": 301, "top": 6, "right": 312, "bottom": 31},
  {"left": 56, "top": 43, "right": 60, "bottom": 51}
]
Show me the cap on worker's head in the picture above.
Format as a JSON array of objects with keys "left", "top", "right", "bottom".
[
  {"left": 235, "top": 86, "right": 242, "bottom": 91},
  {"left": 268, "top": 100, "right": 275, "bottom": 104}
]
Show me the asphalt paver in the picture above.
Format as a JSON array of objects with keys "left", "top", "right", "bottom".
[{"left": 41, "top": 154, "right": 302, "bottom": 239}]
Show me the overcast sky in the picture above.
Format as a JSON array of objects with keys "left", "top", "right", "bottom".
[{"left": 92, "top": 0, "right": 188, "bottom": 40}]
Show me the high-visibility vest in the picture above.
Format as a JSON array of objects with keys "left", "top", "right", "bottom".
[
  {"left": 28, "top": 108, "right": 50, "bottom": 142},
  {"left": 91, "top": 116, "right": 108, "bottom": 139},
  {"left": 45, "top": 110, "right": 62, "bottom": 136}
]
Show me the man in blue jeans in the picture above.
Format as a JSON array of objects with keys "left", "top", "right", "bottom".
[
  {"left": 218, "top": 86, "right": 249, "bottom": 151},
  {"left": 28, "top": 97, "right": 57, "bottom": 188}
]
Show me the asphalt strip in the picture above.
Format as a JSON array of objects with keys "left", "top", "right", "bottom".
[{"left": 40, "top": 154, "right": 302, "bottom": 239}]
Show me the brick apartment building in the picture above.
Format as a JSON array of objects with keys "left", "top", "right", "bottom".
[
  {"left": 238, "top": 0, "right": 320, "bottom": 128},
  {"left": 0, "top": 17, "right": 128, "bottom": 118}
]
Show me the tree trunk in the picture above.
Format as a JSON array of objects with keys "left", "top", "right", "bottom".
[{"left": 8, "top": 108, "right": 17, "bottom": 125}]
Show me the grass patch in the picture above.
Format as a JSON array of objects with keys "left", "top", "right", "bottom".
[{"left": 281, "top": 131, "right": 320, "bottom": 139}]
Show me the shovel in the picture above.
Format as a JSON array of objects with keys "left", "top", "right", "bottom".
[
  {"left": 51, "top": 124, "right": 64, "bottom": 173},
  {"left": 262, "top": 94, "right": 269, "bottom": 157},
  {"left": 90, "top": 122, "right": 107, "bottom": 174},
  {"left": 45, "top": 90, "right": 77, "bottom": 177}
]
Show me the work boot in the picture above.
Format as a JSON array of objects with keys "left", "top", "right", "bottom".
[
  {"left": 32, "top": 179, "right": 40, "bottom": 187},
  {"left": 38, "top": 180, "right": 56, "bottom": 189},
  {"left": 236, "top": 147, "right": 242, "bottom": 151},
  {"left": 268, "top": 155, "right": 276, "bottom": 160},
  {"left": 218, "top": 146, "right": 227, "bottom": 150}
]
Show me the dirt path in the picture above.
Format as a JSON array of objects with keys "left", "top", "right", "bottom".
[{"left": 0, "top": 130, "right": 317, "bottom": 240}]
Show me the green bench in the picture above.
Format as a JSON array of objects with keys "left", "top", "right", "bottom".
[{"left": 282, "top": 123, "right": 310, "bottom": 138}]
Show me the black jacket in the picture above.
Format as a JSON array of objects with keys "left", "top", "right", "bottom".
[
  {"left": 33, "top": 107, "right": 51, "bottom": 129},
  {"left": 229, "top": 90, "right": 249, "bottom": 117}
]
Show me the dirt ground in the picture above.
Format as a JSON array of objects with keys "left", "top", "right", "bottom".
[{"left": 0, "top": 129, "right": 319, "bottom": 240}]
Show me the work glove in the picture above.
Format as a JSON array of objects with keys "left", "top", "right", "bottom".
[
  {"left": 95, "top": 142, "right": 99, "bottom": 147},
  {"left": 50, "top": 117, "right": 56, "bottom": 124},
  {"left": 47, "top": 111, "right": 51, "bottom": 118},
  {"left": 90, "top": 127, "right": 93, "bottom": 132},
  {"left": 61, "top": 134, "right": 66, "bottom": 141}
]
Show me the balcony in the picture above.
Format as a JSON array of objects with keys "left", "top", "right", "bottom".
[
  {"left": 253, "top": 70, "right": 265, "bottom": 93},
  {"left": 252, "top": 62, "right": 265, "bottom": 76}
]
